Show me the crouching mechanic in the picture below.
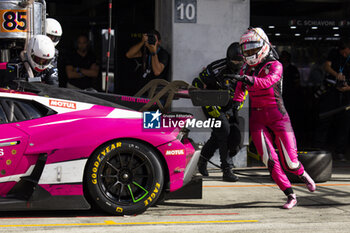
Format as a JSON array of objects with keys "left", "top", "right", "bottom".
[
  {"left": 232, "top": 27, "right": 316, "bottom": 209},
  {"left": 193, "top": 42, "right": 245, "bottom": 182},
  {"left": 0, "top": 35, "right": 55, "bottom": 89}
]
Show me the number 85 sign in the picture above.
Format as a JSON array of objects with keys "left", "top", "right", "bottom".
[{"left": 0, "top": 9, "right": 27, "bottom": 33}]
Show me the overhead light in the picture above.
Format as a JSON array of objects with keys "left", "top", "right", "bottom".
[
  {"left": 334, "top": 34, "right": 340, "bottom": 36},
  {"left": 295, "top": 33, "right": 301, "bottom": 36},
  {"left": 268, "top": 25, "right": 275, "bottom": 29},
  {"left": 325, "top": 37, "right": 341, "bottom": 41},
  {"left": 290, "top": 26, "right": 297, "bottom": 29},
  {"left": 311, "top": 26, "right": 318, "bottom": 29},
  {"left": 305, "top": 37, "right": 317, "bottom": 40},
  {"left": 275, "top": 33, "right": 281, "bottom": 36},
  {"left": 333, "top": 27, "right": 339, "bottom": 30}
]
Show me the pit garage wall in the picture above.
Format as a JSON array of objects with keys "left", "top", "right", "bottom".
[{"left": 155, "top": 0, "right": 250, "bottom": 167}]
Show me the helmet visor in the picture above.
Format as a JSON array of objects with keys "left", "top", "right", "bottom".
[
  {"left": 242, "top": 47, "right": 261, "bottom": 57},
  {"left": 241, "top": 41, "right": 264, "bottom": 56},
  {"left": 32, "top": 54, "right": 52, "bottom": 66},
  {"left": 48, "top": 34, "right": 61, "bottom": 43},
  {"left": 241, "top": 41, "right": 263, "bottom": 51}
]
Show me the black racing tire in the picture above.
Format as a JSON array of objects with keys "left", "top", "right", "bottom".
[
  {"left": 153, "top": 189, "right": 167, "bottom": 205},
  {"left": 85, "top": 139, "right": 164, "bottom": 215},
  {"left": 286, "top": 149, "right": 332, "bottom": 183}
]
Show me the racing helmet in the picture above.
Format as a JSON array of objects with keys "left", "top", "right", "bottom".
[
  {"left": 226, "top": 42, "right": 243, "bottom": 73},
  {"left": 27, "top": 35, "right": 55, "bottom": 72},
  {"left": 226, "top": 42, "right": 243, "bottom": 62},
  {"left": 46, "top": 18, "right": 62, "bottom": 46},
  {"left": 239, "top": 27, "right": 270, "bottom": 66}
]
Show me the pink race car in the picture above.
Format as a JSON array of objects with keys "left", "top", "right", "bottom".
[{"left": 0, "top": 84, "right": 201, "bottom": 215}]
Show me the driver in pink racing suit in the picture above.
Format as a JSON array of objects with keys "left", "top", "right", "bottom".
[{"left": 233, "top": 27, "right": 316, "bottom": 209}]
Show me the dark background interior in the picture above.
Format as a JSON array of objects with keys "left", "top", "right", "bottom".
[{"left": 45, "top": 0, "right": 350, "bottom": 92}]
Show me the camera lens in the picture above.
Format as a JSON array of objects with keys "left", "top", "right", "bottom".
[{"left": 147, "top": 34, "right": 156, "bottom": 45}]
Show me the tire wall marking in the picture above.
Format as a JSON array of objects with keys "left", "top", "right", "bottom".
[
  {"left": 144, "top": 182, "right": 161, "bottom": 206},
  {"left": 91, "top": 142, "right": 123, "bottom": 213},
  {"left": 91, "top": 142, "right": 122, "bottom": 184}
]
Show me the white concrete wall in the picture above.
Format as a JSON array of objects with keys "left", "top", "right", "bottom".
[
  {"left": 172, "top": 0, "right": 249, "bottom": 84},
  {"left": 156, "top": 0, "right": 250, "bottom": 167},
  {"left": 156, "top": 0, "right": 250, "bottom": 82}
]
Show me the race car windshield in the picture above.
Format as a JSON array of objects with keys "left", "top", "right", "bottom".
[{"left": 32, "top": 55, "right": 52, "bottom": 66}]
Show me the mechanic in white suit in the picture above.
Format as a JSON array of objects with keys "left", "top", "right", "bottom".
[{"left": 41, "top": 18, "right": 63, "bottom": 86}]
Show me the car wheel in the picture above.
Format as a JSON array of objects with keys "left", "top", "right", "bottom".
[{"left": 85, "top": 140, "right": 164, "bottom": 215}]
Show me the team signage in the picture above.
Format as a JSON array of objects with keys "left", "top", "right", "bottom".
[{"left": 289, "top": 19, "right": 350, "bottom": 27}]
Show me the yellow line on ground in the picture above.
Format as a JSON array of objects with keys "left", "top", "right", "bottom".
[
  {"left": 204, "top": 184, "right": 350, "bottom": 188},
  {"left": 0, "top": 220, "right": 258, "bottom": 228},
  {"left": 0, "top": 222, "right": 107, "bottom": 227}
]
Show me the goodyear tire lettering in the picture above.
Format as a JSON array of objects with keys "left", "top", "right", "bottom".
[{"left": 91, "top": 142, "right": 122, "bottom": 184}]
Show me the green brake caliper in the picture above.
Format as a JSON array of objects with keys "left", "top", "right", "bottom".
[{"left": 127, "top": 181, "right": 149, "bottom": 203}]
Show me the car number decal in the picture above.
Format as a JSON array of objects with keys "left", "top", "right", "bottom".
[{"left": 0, "top": 9, "right": 27, "bottom": 33}]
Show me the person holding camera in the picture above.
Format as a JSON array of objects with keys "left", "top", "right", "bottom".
[
  {"left": 313, "top": 38, "right": 350, "bottom": 161},
  {"left": 125, "top": 29, "right": 170, "bottom": 94},
  {"left": 193, "top": 42, "right": 244, "bottom": 182}
]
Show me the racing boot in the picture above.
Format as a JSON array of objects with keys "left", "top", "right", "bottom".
[
  {"left": 283, "top": 194, "right": 297, "bottom": 209},
  {"left": 222, "top": 167, "right": 239, "bottom": 182},
  {"left": 299, "top": 171, "right": 316, "bottom": 192},
  {"left": 198, "top": 157, "right": 209, "bottom": 177}
]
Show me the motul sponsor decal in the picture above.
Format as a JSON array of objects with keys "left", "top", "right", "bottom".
[
  {"left": 165, "top": 149, "right": 185, "bottom": 156},
  {"left": 49, "top": 100, "right": 76, "bottom": 109}
]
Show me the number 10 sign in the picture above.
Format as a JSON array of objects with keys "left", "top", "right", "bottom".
[{"left": 175, "top": 0, "right": 197, "bottom": 23}]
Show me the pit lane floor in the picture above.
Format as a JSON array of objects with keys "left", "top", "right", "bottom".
[{"left": 0, "top": 161, "right": 350, "bottom": 233}]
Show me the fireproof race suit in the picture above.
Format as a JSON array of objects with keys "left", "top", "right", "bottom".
[{"left": 233, "top": 56, "right": 305, "bottom": 193}]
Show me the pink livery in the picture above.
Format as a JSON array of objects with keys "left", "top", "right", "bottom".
[{"left": 0, "top": 87, "right": 200, "bottom": 215}]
